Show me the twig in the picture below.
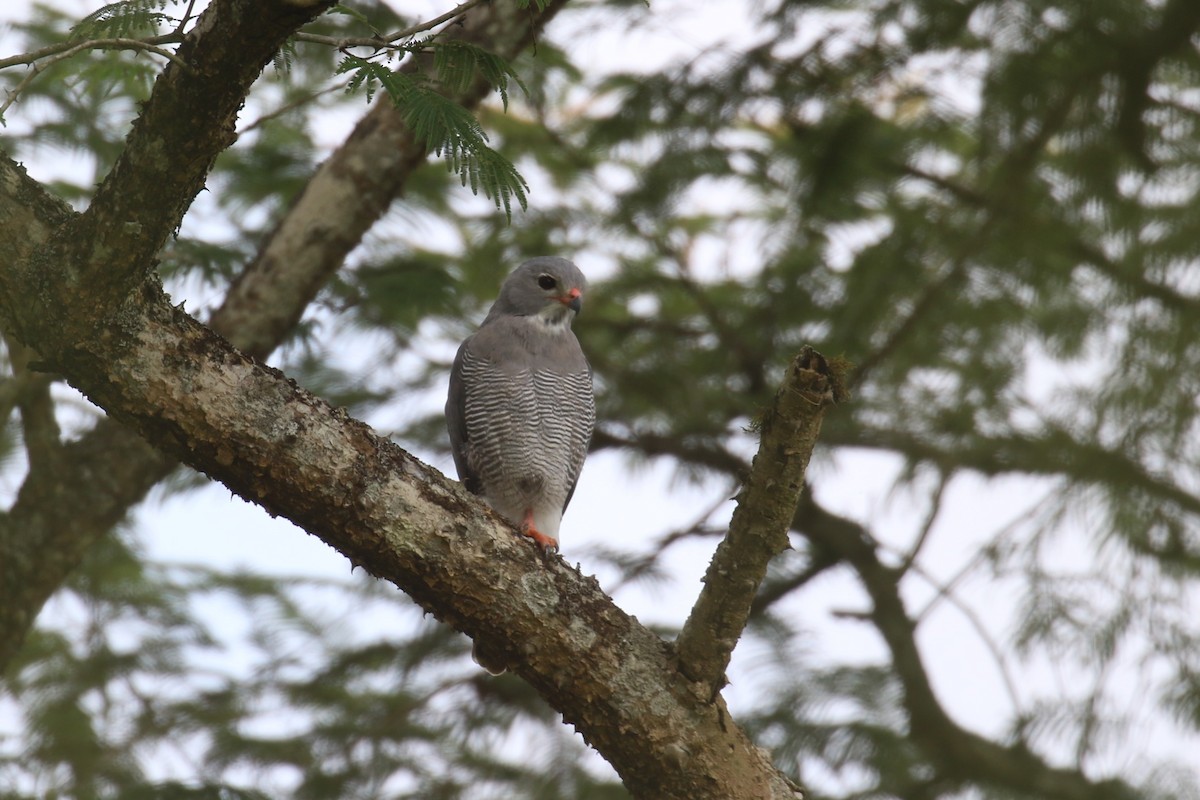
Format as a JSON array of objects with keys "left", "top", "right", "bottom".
[
  {"left": 672, "top": 260, "right": 768, "bottom": 395},
  {"left": 239, "top": 84, "right": 345, "bottom": 134},
  {"left": 900, "top": 555, "right": 1025, "bottom": 720},
  {"left": 293, "top": 0, "right": 484, "bottom": 52},
  {"left": 895, "top": 469, "right": 949, "bottom": 577},
  {"left": 748, "top": 533, "right": 844, "bottom": 616},
  {"left": 386, "top": 0, "right": 485, "bottom": 43},
  {"left": 0, "top": 33, "right": 182, "bottom": 69},
  {"left": 851, "top": 257, "right": 965, "bottom": 389},
  {"left": 1, "top": 36, "right": 187, "bottom": 118},
  {"left": 602, "top": 490, "right": 735, "bottom": 596},
  {"left": 175, "top": 0, "right": 199, "bottom": 35}
]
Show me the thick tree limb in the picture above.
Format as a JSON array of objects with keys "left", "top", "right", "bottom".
[
  {"left": 0, "top": 0, "right": 340, "bottom": 669},
  {"left": 0, "top": 165, "right": 801, "bottom": 800},
  {"left": 0, "top": 0, "right": 799, "bottom": 775},
  {"left": 26, "top": 0, "right": 336, "bottom": 348},
  {"left": 213, "top": 0, "right": 568, "bottom": 357},
  {"left": 675, "top": 348, "right": 838, "bottom": 695},
  {"left": 0, "top": 0, "right": 565, "bottom": 668},
  {"left": 0, "top": 0, "right": 338, "bottom": 671}
]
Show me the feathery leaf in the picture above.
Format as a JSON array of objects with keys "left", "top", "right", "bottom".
[{"left": 336, "top": 55, "right": 528, "bottom": 218}]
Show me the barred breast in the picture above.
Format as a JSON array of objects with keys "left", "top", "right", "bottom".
[{"left": 459, "top": 349, "right": 595, "bottom": 540}]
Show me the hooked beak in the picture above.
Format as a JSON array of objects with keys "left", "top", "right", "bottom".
[{"left": 560, "top": 286, "right": 583, "bottom": 313}]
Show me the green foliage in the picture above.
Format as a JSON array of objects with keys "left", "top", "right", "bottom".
[
  {"left": 332, "top": 252, "right": 461, "bottom": 339},
  {"left": 1, "top": 3, "right": 166, "bottom": 176},
  {"left": 272, "top": 37, "right": 298, "bottom": 77},
  {"left": 429, "top": 40, "right": 529, "bottom": 110},
  {"left": 326, "top": 3, "right": 386, "bottom": 38},
  {"left": 70, "top": 0, "right": 172, "bottom": 40},
  {"left": 4, "top": 0, "right": 1200, "bottom": 797},
  {"left": 337, "top": 54, "right": 529, "bottom": 217}
]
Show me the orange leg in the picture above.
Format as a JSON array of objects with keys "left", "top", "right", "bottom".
[{"left": 520, "top": 508, "right": 558, "bottom": 552}]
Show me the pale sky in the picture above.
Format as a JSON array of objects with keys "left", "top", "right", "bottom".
[{"left": 1, "top": 0, "right": 1196, "bottom": 790}]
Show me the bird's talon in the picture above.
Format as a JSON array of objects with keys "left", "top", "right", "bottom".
[{"left": 524, "top": 527, "right": 559, "bottom": 553}]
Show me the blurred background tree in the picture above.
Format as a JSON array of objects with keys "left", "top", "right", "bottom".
[{"left": 2, "top": 0, "right": 1200, "bottom": 797}]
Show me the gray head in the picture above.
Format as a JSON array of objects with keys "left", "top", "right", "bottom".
[{"left": 483, "top": 257, "right": 589, "bottom": 327}]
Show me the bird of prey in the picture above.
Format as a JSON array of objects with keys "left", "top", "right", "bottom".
[{"left": 446, "top": 257, "right": 595, "bottom": 551}]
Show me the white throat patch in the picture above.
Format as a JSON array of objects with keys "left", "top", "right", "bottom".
[{"left": 534, "top": 302, "right": 575, "bottom": 331}]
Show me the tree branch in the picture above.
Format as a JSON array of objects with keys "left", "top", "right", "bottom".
[
  {"left": 790, "top": 491, "right": 1137, "bottom": 800},
  {"left": 20, "top": 0, "right": 335, "bottom": 351},
  {"left": 583, "top": 416, "right": 1139, "bottom": 800},
  {"left": 211, "top": 0, "right": 569, "bottom": 358},
  {"left": 5, "top": 336, "right": 61, "bottom": 476},
  {"left": 0, "top": 36, "right": 188, "bottom": 118},
  {"left": 590, "top": 428, "right": 748, "bottom": 477},
  {"left": 675, "top": 347, "right": 839, "bottom": 695},
  {"left": 827, "top": 426, "right": 1200, "bottom": 521},
  {"left": 0, "top": 0, "right": 566, "bottom": 667},
  {"left": 292, "top": 0, "right": 484, "bottom": 50},
  {"left": 0, "top": 165, "right": 800, "bottom": 800},
  {"left": 0, "top": 33, "right": 183, "bottom": 70},
  {"left": 899, "top": 162, "right": 1200, "bottom": 317}
]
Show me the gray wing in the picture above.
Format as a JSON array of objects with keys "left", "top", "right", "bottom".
[
  {"left": 559, "top": 359, "right": 594, "bottom": 513},
  {"left": 445, "top": 337, "right": 483, "bottom": 496}
]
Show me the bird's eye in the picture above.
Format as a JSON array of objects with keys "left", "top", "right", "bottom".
[{"left": 537, "top": 274, "right": 557, "bottom": 291}]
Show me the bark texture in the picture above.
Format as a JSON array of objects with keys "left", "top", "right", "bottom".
[
  {"left": 0, "top": 150, "right": 799, "bottom": 797},
  {"left": 31, "top": 0, "right": 337, "bottom": 347},
  {"left": 676, "top": 347, "right": 839, "bottom": 696},
  {"left": 0, "top": 1, "right": 805, "bottom": 796},
  {"left": 211, "top": 0, "right": 569, "bottom": 356},
  {"left": 0, "top": 0, "right": 565, "bottom": 668}
]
